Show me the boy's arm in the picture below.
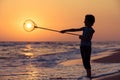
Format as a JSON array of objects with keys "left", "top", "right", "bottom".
[{"left": 60, "top": 27, "right": 84, "bottom": 33}]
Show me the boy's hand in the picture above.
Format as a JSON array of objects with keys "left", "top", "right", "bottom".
[{"left": 60, "top": 30, "right": 66, "bottom": 33}]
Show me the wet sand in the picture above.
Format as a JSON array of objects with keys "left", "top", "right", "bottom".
[
  {"left": 95, "top": 73, "right": 120, "bottom": 80},
  {"left": 93, "top": 49, "right": 120, "bottom": 63},
  {"left": 93, "top": 49, "right": 120, "bottom": 80}
]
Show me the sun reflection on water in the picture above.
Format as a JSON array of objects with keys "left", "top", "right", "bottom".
[
  {"left": 23, "top": 52, "right": 34, "bottom": 58},
  {"left": 21, "top": 44, "right": 35, "bottom": 58}
]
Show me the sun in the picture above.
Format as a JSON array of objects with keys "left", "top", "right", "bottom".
[
  {"left": 23, "top": 19, "right": 36, "bottom": 32},
  {"left": 26, "top": 23, "right": 33, "bottom": 28}
]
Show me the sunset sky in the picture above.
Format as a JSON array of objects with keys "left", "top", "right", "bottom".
[{"left": 0, "top": 0, "right": 120, "bottom": 41}]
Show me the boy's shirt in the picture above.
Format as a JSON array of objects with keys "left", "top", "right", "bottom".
[{"left": 80, "top": 26, "right": 95, "bottom": 46}]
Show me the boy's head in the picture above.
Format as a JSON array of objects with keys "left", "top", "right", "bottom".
[{"left": 84, "top": 14, "right": 95, "bottom": 27}]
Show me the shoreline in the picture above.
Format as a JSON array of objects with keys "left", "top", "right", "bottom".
[
  {"left": 60, "top": 49, "right": 120, "bottom": 80},
  {"left": 60, "top": 50, "right": 112, "bottom": 66},
  {"left": 93, "top": 49, "right": 120, "bottom": 63},
  {"left": 94, "top": 49, "right": 120, "bottom": 80}
]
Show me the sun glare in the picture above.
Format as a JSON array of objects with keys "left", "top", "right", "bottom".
[
  {"left": 26, "top": 23, "right": 32, "bottom": 28},
  {"left": 23, "top": 19, "right": 35, "bottom": 32}
]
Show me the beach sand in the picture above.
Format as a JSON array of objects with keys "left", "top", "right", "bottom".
[{"left": 60, "top": 49, "right": 120, "bottom": 80}]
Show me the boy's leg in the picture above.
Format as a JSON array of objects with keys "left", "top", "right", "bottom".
[
  {"left": 85, "top": 46, "right": 91, "bottom": 78},
  {"left": 80, "top": 46, "right": 91, "bottom": 78},
  {"left": 86, "top": 69, "right": 91, "bottom": 78}
]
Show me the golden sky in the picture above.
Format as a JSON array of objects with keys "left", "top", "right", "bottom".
[{"left": 0, "top": 0, "right": 120, "bottom": 41}]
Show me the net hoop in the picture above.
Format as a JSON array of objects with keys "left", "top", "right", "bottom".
[{"left": 23, "top": 19, "right": 37, "bottom": 32}]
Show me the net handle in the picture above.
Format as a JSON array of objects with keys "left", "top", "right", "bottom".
[{"left": 35, "top": 26, "right": 80, "bottom": 36}]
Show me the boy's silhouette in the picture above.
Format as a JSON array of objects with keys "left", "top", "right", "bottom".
[{"left": 61, "top": 14, "right": 95, "bottom": 79}]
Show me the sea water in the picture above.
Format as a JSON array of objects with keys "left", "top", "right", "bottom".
[{"left": 0, "top": 41, "right": 120, "bottom": 80}]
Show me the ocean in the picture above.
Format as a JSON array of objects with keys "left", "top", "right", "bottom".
[{"left": 0, "top": 41, "right": 120, "bottom": 80}]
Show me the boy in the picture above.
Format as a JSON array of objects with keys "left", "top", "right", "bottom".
[{"left": 61, "top": 14, "right": 95, "bottom": 79}]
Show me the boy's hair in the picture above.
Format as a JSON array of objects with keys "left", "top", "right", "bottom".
[{"left": 85, "top": 14, "right": 95, "bottom": 25}]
